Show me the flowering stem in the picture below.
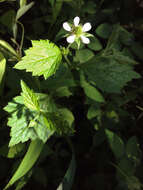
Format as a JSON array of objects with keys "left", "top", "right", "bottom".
[{"left": 63, "top": 53, "right": 72, "bottom": 68}]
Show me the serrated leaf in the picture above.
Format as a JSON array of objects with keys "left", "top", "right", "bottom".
[
  {"left": 14, "top": 40, "right": 62, "bottom": 79},
  {"left": 21, "top": 80, "right": 39, "bottom": 111},
  {"left": 34, "top": 114, "right": 55, "bottom": 143},
  {"left": 105, "top": 129, "right": 125, "bottom": 159},
  {"left": 16, "top": 2, "right": 34, "bottom": 20},
  {"left": 4, "top": 96, "right": 38, "bottom": 146},
  {"left": 81, "top": 57, "right": 141, "bottom": 93}
]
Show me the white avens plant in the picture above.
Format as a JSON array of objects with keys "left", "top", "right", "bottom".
[{"left": 63, "top": 16, "right": 93, "bottom": 48}]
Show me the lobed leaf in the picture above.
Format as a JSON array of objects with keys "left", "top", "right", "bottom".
[
  {"left": 81, "top": 57, "right": 141, "bottom": 93},
  {"left": 21, "top": 80, "right": 39, "bottom": 111},
  {"left": 14, "top": 40, "right": 62, "bottom": 79}
]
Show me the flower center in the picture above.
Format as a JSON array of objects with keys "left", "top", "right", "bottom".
[{"left": 72, "top": 25, "right": 83, "bottom": 37}]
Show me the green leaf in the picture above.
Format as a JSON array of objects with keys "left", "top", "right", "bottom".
[
  {"left": 127, "top": 176, "right": 142, "bottom": 190},
  {"left": 4, "top": 96, "right": 38, "bottom": 146},
  {"left": 0, "top": 10, "right": 15, "bottom": 30},
  {"left": 57, "top": 151, "right": 76, "bottom": 190},
  {"left": 87, "top": 37, "right": 103, "bottom": 51},
  {"left": 75, "top": 49, "right": 94, "bottom": 63},
  {"left": 55, "top": 86, "right": 72, "bottom": 97},
  {"left": 16, "top": 2, "right": 34, "bottom": 20},
  {"left": 80, "top": 71, "right": 105, "bottom": 103},
  {"left": 105, "top": 129, "right": 125, "bottom": 159},
  {"left": 7, "top": 143, "right": 25, "bottom": 158},
  {"left": 0, "top": 52, "right": 6, "bottom": 95},
  {"left": 34, "top": 114, "right": 55, "bottom": 143},
  {"left": 131, "top": 42, "right": 143, "bottom": 61},
  {"left": 96, "top": 23, "right": 112, "bottom": 39},
  {"left": 52, "top": 0, "right": 63, "bottom": 24},
  {"left": 0, "top": 40, "right": 19, "bottom": 59},
  {"left": 93, "top": 129, "right": 106, "bottom": 147},
  {"left": 112, "top": 50, "right": 138, "bottom": 65},
  {"left": 21, "top": 80, "right": 39, "bottom": 111},
  {"left": 126, "top": 136, "right": 141, "bottom": 163},
  {"left": 20, "top": 0, "right": 27, "bottom": 8},
  {"left": 4, "top": 140, "right": 44, "bottom": 190},
  {"left": 14, "top": 40, "right": 62, "bottom": 79},
  {"left": 58, "top": 108, "right": 74, "bottom": 127},
  {"left": 4, "top": 94, "right": 56, "bottom": 146},
  {"left": 104, "top": 24, "right": 120, "bottom": 52},
  {"left": 49, "top": 0, "right": 55, "bottom": 7},
  {"left": 81, "top": 57, "right": 141, "bottom": 93},
  {"left": 87, "top": 105, "right": 101, "bottom": 120}
]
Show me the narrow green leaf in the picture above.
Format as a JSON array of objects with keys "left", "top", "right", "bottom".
[
  {"left": 57, "top": 152, "right": 76, "bottom": 190},
  {"left": 14, "top": 40, "right": 62, "bottom": 79},
  {"left": 16, "top": 2, "right": 34, "bottom": 20},
  {"left": 4, "top": 140, "right": 44, "bottom": 190},
  {"left": 20, "top": 0, "right": 27, "bottom": 8},
  {"left": 0, "top": 40, "right": 18, "bottom": 58},
  {"left": 21, "top": 80, "right": 39, "bottom": 111},
  {"left": 105, "top": 129, "right": 125, "bottom": 159},
  {"left": 0, "top": 52, "right": 6, "bottom": 95}
]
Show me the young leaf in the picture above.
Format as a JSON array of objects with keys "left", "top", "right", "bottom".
[
  {"left": 16, "top": 2, "right": 34, "bottom": 21},
  {"left": 14, "top": 40, "right": 62, "bottom": 79},
  {"left": 21, "top": 80, "right": 39, "bottom": 111},
  {"left": 105, "top": 129, "right": 125, "bottom": 159}
]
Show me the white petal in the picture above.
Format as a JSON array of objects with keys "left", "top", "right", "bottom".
[
  {"left": 74, "top": 16, "right": 80, "bottom": 26},
  {"left": 66, "top": 35, "right": 75, "bottom": 43},
  {"left": 80, "top": 35, "right": 90, "bottom": 44},
  {"left": 63, "top": 22, "right": 71, "bottom": 31},
  {"left": 82, "top": 22, "right": 92, "bottom": 32}
]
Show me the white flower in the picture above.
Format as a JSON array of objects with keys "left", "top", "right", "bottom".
[{"left": 63, "top": 16, "right": 92, "bottom": 45}]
